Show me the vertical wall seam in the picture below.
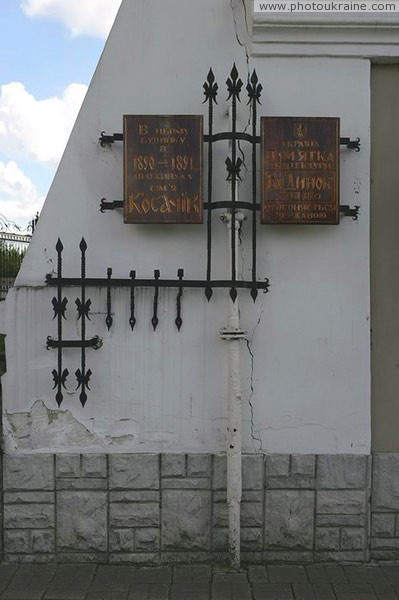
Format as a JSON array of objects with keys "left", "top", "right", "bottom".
[
  {"left": 54, "top": 453, "right": 57, "bottom": 563},
  {"left": 313, "top": 454, "right": 318, "bottom": 559},
  {"left": 106, "top": 453, "right": 110, "bottom": 564}
]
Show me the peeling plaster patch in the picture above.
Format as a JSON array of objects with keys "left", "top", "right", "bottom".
[
  {"left": 4, "top": 401, "right": 142, "bottom": 452},
  {"left": 5, "top": 400, "right": 99, "bottom": 450}
]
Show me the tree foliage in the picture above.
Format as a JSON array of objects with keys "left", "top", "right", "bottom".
[{"left": 0, "top": 242, "right": 26, "bottom": 278}]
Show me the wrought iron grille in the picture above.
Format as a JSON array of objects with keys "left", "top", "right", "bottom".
[{"left": 46, "top": 65, "right": 360, "bottom": 406}]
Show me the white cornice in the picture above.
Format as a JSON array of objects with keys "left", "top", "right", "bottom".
[{"left": 252, "top": 13, "right": 399, "bottom": 57}]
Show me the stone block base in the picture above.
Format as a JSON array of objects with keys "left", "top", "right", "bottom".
[{"left": 1, "top": 452, "right": 398, "bottom": 563}]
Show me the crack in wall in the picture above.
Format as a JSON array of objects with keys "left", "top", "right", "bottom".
[
  {"left": 244, "top": 296, "right": 267, "bottom": 453},
  {"left": 230, "top": 0, "right": 252, "bottom": 179},
  {"left": 245, "top": 337, "right": 262, "bottom": 452}
]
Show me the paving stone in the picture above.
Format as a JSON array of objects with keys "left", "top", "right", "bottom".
[
  {"left": 372, "top": 584, "right": 399, "bottom": 600},
  {"left": 212, "top": 572, "right": 252, "bottom": 600},
  {"left": 306, "top": 566, "right": 327, "bottom": 583},
  {"left": 0, "top": 564, "right": 17, "bottom": 593},
  {"left": 292, "top": 583, "right": 316, "bottom": 600},
  {"left": 56, "top": 455, "right": 80, "bottom": 479},
  {"left": 161, "top": 490, "right": 211, "bottom": 550},
  {"left": 382, "top": 567, "right": 399, "bottom": 585},
  {"left": 187, "top": 454, "right": 211, "bottom": 478},
  {"left": 265, "top": 491, "right": 314, "bottom": 550},
  {"left": 1, "top": 564, "right": 56, "bottom": 600},
  {"left": 57, "top": 491, "right": 107, "bottom": 552},
  {"left": 333, "top": 583, "right": 377, "bottom": 599},
  {"left": 362, "top": 567, "right": 390, "bottom": 586},
  {"left": 344, "top": 566, "right": 378, "bottom": 584},
  {"left": 312, "top": 583, "right": 336, "bottom": 600},
  {"left": 4, "top": 455, "right": 54, "bottom": 491},
  {"left": 170, "top": 581, "right": 209, "bottom": 598},
  {"left": 110, "top": 455, "right": 159, "bottom": 490},
  {"left": 173, "top": 565, "right": 210, "bottom": 581},
  {"left": 324, "top": 566, "right": 348, "bottom": 584},
  {"left": 87, "top": 565, "right": 136, "bottom": 600},
  {"left": 251, "top": 583, "right": 294, "bottom": 600},
  {"left": 128, "top": 583, "right": 169, "bottom": 600},
  {"left": 43, "top": 565, "right": 96, "bottom": 600},
  {"left": 317, "top": 455, "right": 368, "bottom": 489},
  {"left": 242, "top": 455, "right": 264, "bottom": 490},
  {"left": 268, "top": 566, "right": 307, "bottom": 583},
  {"left": 130, "top": 567, "right": 171, "bottom": 584},
  {"left": 161, "top": 454, "right": 186, "bottom": 478}
]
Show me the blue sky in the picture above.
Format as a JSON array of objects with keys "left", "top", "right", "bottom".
[{"left": 0, "top": 0, "right": 122, "bottom": 229}]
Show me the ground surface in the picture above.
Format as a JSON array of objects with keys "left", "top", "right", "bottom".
[{"left": 0, "top": 563, "right": 399, "bottom": 599}]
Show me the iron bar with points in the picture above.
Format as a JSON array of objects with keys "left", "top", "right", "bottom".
[
  {"left": 106, "top": 268, "right": 113, "bottom": 330},
  {"left": 51, "top": 238, "right": 69, "bottom": 407},
  {"left": 75, "top": 238, "right": 92, "bottom": 407},
  {"left": 129, "top": 270, "right": 136, "bottom": 330},
  {"left": 175, "top": 269, "right": 184, "bottom": 331},
  {"left": 152, "top": 270, "right": 160, "bottom": 331}
]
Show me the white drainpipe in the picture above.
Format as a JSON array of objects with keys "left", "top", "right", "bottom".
[{"left": 220, "top": 210, "right": 246, "bottom": 570}]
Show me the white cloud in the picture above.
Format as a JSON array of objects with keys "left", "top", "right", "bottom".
[
  {"left": 0, "top": 161, "right": 44, "bottom": 227},
  {"left": 0, "top": 81, "right": 87, "bottom": 166},
  {"left": 21, "top": 0, "right": 122, "bottom": 38}
]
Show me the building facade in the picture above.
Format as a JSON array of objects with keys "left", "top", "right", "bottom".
[{"left": 0, "top": 0, "right": 399, "bottom": 564}]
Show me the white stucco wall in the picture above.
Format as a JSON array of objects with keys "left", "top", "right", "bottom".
[{"left": 0, "top": 0, "right": 371, "bottom": 454}]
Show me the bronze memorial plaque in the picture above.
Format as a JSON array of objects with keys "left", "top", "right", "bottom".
[
  {"left": 261, "top": 117, "right": 340, "bottom": 225},
  {"left": 124, "top": 115, "right": 203, "bottom": 224}
]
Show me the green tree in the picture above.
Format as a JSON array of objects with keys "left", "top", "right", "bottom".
[{"left": 0, "top": 242, "right": 26, "bottom": 278}]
